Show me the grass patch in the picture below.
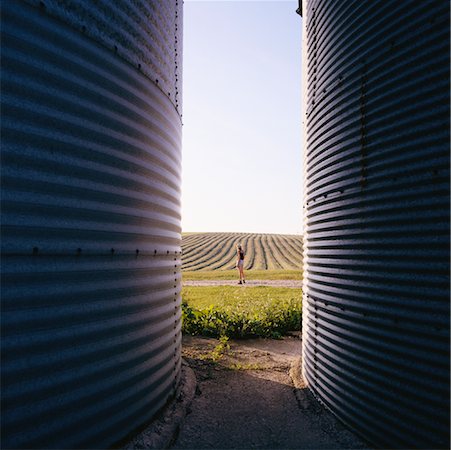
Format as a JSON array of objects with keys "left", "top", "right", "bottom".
[
  {"left": 182, "top": 269, "right": 302, "bottom": 281},
  {"left": 182, "top": 285, "right": 302, "bottom": 339},
  {"left": 228, "top": 362, "right": 265, "bottom": 371}
]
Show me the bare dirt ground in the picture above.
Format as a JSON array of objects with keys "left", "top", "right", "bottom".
[
  {"left": 182, "top": 280, "right": 302, "bottom": 288},
  {"left": 171, "top": 334, "right": 370, "bottom": 450}
]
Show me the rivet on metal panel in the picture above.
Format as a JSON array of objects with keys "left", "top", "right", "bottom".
[
  {"left": 39, "top": 1, "right": 45, "bottom": 9},
  {"left": 32, "top": 246, "right": 39, "bottom": 255},
  {"left": 156, "top": 79, "right": 159, "bottom": 84},
  {"left": 77, "top": 248, "right": 82, "bottom": 256},
  {"left": 111, "top": 248, "right": 115, "bottom": 255},
  {"left": 135, "top": 249, "right": 139, "bottom": 257},
  {"left": 138, "top": 63, "right": 141, "bottom": 70},
  {"left": 154, "top": 249, "right": 157, "bottom": 255},
  {"left": 114, "top": 45, "right": 118, "bottom": 53},
  {"left": 82, "top": 25, "right": 86, "bottom": 32}
]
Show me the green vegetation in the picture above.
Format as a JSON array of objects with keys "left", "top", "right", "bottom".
[
  {"left": 183, "top": 269, "right": 302, "bottom": 281},
  {"left": 182, "top": 232, "right": 303, "bottom": 271},
  {"left": 209, "top": 336, "right": 231, "bottom": 361},
  {"left": 181, "top": 233, "right": 304, "bottom": 339},
  {"left": 228, "top": 362, "right": 265, "bottom": 371},
  {"left": 182, "top": 285, "right": 302, "bottom": 339}
]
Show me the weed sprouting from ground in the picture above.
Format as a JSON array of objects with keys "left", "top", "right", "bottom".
[
  {"left": 210, "top": 336, "right": 231, "bottom": 361},
  {"left": 182, "top": 286, "right": 302, "bottom": 339}
]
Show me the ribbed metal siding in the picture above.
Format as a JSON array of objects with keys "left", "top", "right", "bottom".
[
  {"left": 1, "top": 1, "right": 183, "bottom": 448},
  {"left": 302, "top": 0, "right": 449, "bottom": 448}
]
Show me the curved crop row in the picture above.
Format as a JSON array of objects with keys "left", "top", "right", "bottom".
[
  {"left": 266, "top": 235, "right": 288, "bottom": 269},
  {"left": 183, "top": 233, "right": 238, "bottom": 271},
  {"left": 183, "top": 232, "right": 243, "bottom": 271},
  {"left": 181, "top": 233, "right": 221, "bottom": 263},
  {"left": 273, "top": 234, "right": 302, "bottom": 267},
  {"left": 207, "top": 233, "right": 251, "bottom": 271},
  {"left": 182, "top": 232, "right": 303, "bottom": 271},
  {"left": 182, "top": 233, "right": 205, "bottom": 250}
]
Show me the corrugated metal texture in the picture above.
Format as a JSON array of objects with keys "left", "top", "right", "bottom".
[
  {"left": 302, "top": 0, "right": 449, "bottom": 448},
  {"left": 1, "top": 1, "right": 182, "bottom": 448},
  {"left": 22, "top": 0, "right": 183, "bottom": 115}
]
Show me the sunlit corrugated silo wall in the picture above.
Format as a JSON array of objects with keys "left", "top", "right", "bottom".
[
  {"left": 1, "top": 0, "right": 182, "bottom": 448},
  {"left": 301, "top": 0, "right": 450, "bottom": 448}
]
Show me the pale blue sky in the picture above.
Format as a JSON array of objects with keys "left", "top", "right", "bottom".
[{"left": 181, "top": 0, "right": 303, "bottom": 234}]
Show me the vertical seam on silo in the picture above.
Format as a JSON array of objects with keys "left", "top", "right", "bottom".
[
  {"left": 173, "top": 250, "right": 179, "bottom": 393},
  {"left": 359, "top": 64, "right": 368, "bottom": 190}
]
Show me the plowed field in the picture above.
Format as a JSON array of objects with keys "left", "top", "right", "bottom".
[{"left": 182, "top": 232, "right": 303, "bottom": 271}]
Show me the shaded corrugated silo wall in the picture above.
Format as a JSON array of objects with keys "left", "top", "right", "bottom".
[
  {"left": 301, "top": 0, "right": 450, "bottom": 448},
  {"left": 1, "top": 0, "right": 183, "bottom": 448}
]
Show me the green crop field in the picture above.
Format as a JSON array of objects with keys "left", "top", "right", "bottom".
[
  {"left": 182, "top": 285, "right": 302, "bottom": 338},
  {"left": 182, "top": 232, "right": 303, "bottom": 271}
]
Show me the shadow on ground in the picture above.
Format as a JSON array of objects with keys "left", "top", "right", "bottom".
[{"left": 171, "top": 335, "right": 369, "bottom": 450}]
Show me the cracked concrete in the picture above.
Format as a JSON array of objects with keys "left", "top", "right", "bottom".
[{"left": 171, "top": 334, "right": 370, "bottom": 450}]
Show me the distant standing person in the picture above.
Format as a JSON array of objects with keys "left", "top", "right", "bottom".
[{"left": 236, "top": 244, "right": 245, "bottom": 284}]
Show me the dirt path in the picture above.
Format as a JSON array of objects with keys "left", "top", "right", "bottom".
[
  {"left": 183, "top": 280, "right": 302, "bottom": 288},
  {"left": 171, "top": 335, "right": 369, "bottom": 450}
]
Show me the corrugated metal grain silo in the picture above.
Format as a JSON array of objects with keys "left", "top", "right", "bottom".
[
  {"left": 301, "top": 0, "right": 449, "bottom": 448},
  {"left": 1, "top": 0, "right": 183, "bottom": 448}
]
